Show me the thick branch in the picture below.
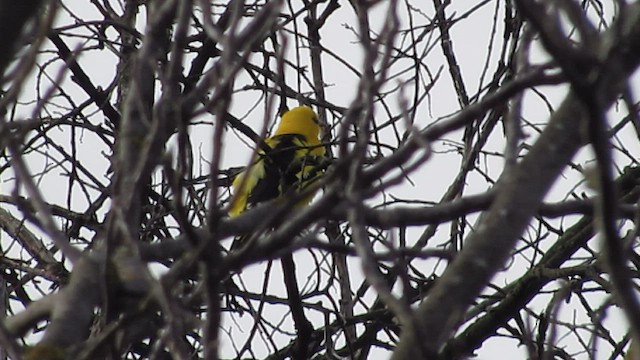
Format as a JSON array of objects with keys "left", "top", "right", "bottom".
[{"left": 391, "top": 4, "right": 640, "bottom": 359}]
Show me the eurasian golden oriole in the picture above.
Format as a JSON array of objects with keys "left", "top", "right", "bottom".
[
  {"left": 229, "top": 105, "right": 326, "bottom": 217},
  {"left": 227, "top": 105, "right": 325, "bottom": 358}
]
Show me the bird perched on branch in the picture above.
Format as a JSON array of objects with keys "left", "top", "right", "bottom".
[
  {"left": 229, "top": 105, "right": 326, "bottom": 219},
  {"left": 228, "top": 105, "right": 326, "bottom": 359}
]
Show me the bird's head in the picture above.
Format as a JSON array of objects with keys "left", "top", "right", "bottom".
[{"left": 274, "top": 106, "right": 321, "bottom": 141}]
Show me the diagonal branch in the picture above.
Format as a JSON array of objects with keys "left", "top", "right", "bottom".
[{"left": 391, "top": 3, "right": 640, "bottom": 359}]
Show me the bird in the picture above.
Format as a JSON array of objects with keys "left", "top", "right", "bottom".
[
  {"left": 228, "top": 105, "right": 326, "bottom": 219},
  {"left": 227, "top": 105, "right": 326, "bottom": 359}
]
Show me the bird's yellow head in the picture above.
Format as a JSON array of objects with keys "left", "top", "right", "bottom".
[{"left": 274, "top": 106, "right": 321, "bottom": 142}]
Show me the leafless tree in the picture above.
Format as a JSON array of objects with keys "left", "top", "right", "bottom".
[{"left": 1, "top": 1, "right": 640, "bottom": 359}]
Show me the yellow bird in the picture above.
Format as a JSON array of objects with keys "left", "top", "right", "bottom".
[
  {"left": 229, "top": 105, "right": 326, "bottom": 217},
  {"left": 228, "top": 106, "right": 325, "bottom": 358}
]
